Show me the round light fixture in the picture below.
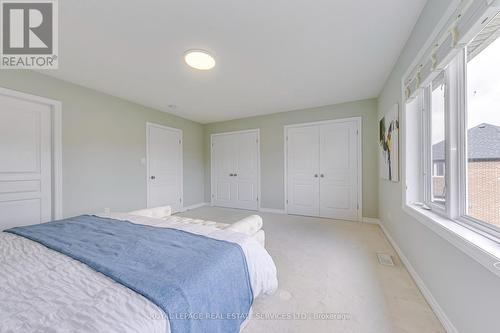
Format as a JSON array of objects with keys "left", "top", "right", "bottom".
[{"left": 184, "top": 50, "right": 216, "bottom": 70}]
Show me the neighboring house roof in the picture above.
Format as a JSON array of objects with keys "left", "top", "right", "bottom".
[{"left": 433, "top": 123, "right": 500, "bottom": 161}]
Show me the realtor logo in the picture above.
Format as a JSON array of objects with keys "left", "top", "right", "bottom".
[{"left": 1, "top": 0, "right": 58, "bottom": 69}]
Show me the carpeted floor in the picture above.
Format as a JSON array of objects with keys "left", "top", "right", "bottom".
[{"left": 178, "top": 206, "right": 445, "bottom": 333}]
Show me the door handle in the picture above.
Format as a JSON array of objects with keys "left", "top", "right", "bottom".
[
  {"left": 314, "top": 174, "right": 318, "bottom": 178},
  {"left": 234, "top": 173, "right": 237, "bottom": 177},
  {"left": 320, "top": 174, "right": 324, "bottom": 178},
  {"left": 150, "top": 175, "right": 156, "bottom": 180},
  {"left": 229, "top": 173, "right": 233, "bottom": 177}
]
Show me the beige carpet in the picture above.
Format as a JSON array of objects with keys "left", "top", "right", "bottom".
[{"left": 178, "top": 206, "right": 445, "bottom": 333}]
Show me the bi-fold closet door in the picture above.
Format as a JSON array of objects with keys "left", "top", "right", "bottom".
[
  {"left": 286, "top": 119, "right": 360, "bottom": 221},
  {"left": 211, "top": 130, "right": 260, "bottom": 211}
]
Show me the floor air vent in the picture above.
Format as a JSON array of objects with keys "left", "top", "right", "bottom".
[{"left": 377, "top": 253, "right": 395, "bottom": 266}]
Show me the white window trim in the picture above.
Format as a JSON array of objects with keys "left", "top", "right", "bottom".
[
  {"left": 455, "top": 48, "right": 500, "bottom": 239},
  {"left": 402, "top": 205, "right": 500, "bottom": 278},
  {"left": 402, "top": 49, "right": 500, "bottom": 278},
  {"left": 422, "top": 73, "right": 448, "bottom": 215}
]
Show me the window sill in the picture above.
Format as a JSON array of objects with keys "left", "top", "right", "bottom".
[{"left": 403, "top": 204, "right": 500, "bottom": 278}]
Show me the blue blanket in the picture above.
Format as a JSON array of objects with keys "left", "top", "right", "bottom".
[{"left": 6, "top": 215, "right": 253, "bottom": 333}]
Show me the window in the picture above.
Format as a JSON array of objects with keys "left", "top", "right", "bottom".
[
  {"left": 465, "top": 17, "right": 500, "bottom": 229},
  {"left": 405, "top": 12, "right": 500, "bottom": 241},
  {"left": 430, "top": 77, "right": 446, "bottom": 206},
  {"left": 433, "top": 162, "right": 445, "bottom": 177}
]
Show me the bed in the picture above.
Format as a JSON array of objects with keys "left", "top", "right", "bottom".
[{"left": 0, "top": 209, "right": 278, "bottom": 333}]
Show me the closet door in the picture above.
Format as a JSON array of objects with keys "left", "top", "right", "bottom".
[
  {"left": 212, "top": 133, "right": 236, "bottom": 208},
  {"left": 319, "top": 121, "right": 359, "bottom": 220},
  {"left": 286, "top": 126, "right": 320, "bottom": 216},
  {"left": 233, "top": 131, "right": 259, "bottom": 210},
  {"left": 212, "top": 131, "right": 259, "bottom": 210}
]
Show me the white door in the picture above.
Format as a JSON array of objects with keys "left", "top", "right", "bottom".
[
  {"left": 286, "top": 119, "right": 360, "bottom": 221},
  {"left": 212, "top": 133, "right": 235, "bottom": 208},
  {"left": 147, "top": 124, "right": 183, "bottom": 213},
  {"left": 212, "top": 130, "right": 259, "bottom": 210},
  {"left": 233, "top": 131, "right": 259, "bottom": 210},
  {"left": 286, "top": 126, "right": 320, "bottom": 216},
  {"left": 319, "top": 121, "right": 359, "bottom": 220},
  {"left": 0, "top": 94, "right": 52, "bottom": 230}
]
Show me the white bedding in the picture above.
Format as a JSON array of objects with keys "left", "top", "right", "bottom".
[
  {"left": 0, "top": 213, "right": 278, "bottom": 333},
  {"left": 125, "top": 213, "right": 266, "bottom": 247}
]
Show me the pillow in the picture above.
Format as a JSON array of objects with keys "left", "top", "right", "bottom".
[
  {"left": 226, "top": 215, "right": 263, "bottom": 236},
  {"left": 128, "top": 206, "right": 172, "bottom": 218}
]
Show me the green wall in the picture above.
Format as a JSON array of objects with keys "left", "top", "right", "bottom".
[
  {"left": 204, "top": 99, "right": 379, "bottom": 218},
  {"left": 0, "top": 71, "right": 205, "bottom": 217},
  {"left": 0, "top": 71, "right": 378, "bottom": 219}
]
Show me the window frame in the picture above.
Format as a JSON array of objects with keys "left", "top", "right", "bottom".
[
  {"left": 400, "top": 3, "right": 500, "bottom": 278},
  {"left": 434, "top": 162, "right": 445, "bottom": 177},
  {"left": 422, "top": 71, "right": 448, "bottom": 215},
  {"left": 414, "top": 47, "right": 500, "bottom": 242},
  {"left": 457, "top": 46, "right": 500, "bottom": 240}
]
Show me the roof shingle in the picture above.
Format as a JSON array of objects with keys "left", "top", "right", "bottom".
[{"left": 432, "top": 123, "right": 500, "bottom": 161}]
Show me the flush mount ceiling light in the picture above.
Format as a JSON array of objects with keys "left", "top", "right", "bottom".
[{"left": 184, "top": 50, "right": 215, "bottom": 70}]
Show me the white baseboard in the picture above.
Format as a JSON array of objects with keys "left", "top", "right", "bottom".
[
  {"left": 182, "top": 202, "right": 209, "bottom": 211},
  {"left": 379, "top": 223, "right": 458, "bottom": 333},
  {"left": 362, "top": 217, "right": 380, "bottom": 224},
  {"left": 259, "top": 207, "right": 286, "bottom": 214}
]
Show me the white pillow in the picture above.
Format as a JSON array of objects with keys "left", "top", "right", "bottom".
[
  {"left": 128, "top": 206, "right": 172, "bottom": 218},
  {"left": 226, "top": 215, "right": 263, "bottom": 236}
]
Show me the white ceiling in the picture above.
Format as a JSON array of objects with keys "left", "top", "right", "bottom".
[{"left": 47, "top": 0, "right": 427, "bottom": 123}]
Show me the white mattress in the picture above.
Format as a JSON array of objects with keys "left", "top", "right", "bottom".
[{"left": 0, "top": 214, "right": 278, "bottom": 332}]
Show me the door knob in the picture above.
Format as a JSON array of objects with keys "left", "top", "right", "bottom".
[
  {"left": 234, "top": 173, "right": 237, "bottom": 177},
  {"left": 314, "top": 174, "right": 318, "bottom": 178},
  {"left": 229, "top": 173, "right": 233, "bottom": 176},
  {"left": 320, "top": 174, "right": 324, "bottom": 178},
  {"left": 150, "top": 176, "right": 156, "bottom": 180}
]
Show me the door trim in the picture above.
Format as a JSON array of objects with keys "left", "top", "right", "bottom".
[
  {"left": 284, "top": 117, "right": 362, "bottom": 221},
  {"left": 210, "top": 129, "right": 261, "bottom": 211},
  {"left": 0, "top": 86, "right": 63, "bottom": 220},
  {"left": 146, "top": 122, "right": 183, "bottom": 211}
]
